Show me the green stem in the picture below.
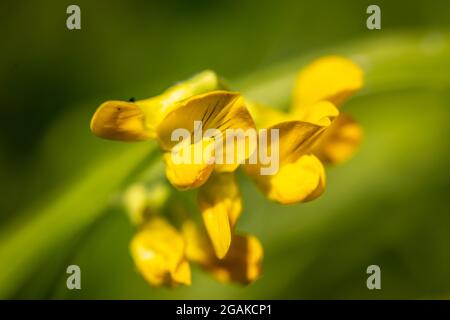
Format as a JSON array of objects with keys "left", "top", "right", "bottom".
[
  {"left": 0, "top": 144, "right": 154, "bottom": 298},
  {"left": 238, "top": 31, "right": 450, "bottom": 107}
]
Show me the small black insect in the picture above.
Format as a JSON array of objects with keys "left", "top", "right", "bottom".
[{"left": 128, "top": 97, "right": 136, "bottom": 102}]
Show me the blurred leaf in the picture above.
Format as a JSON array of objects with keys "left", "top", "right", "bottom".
[{"left": 0, "top": 144, "right": 153, "bottom": 298}]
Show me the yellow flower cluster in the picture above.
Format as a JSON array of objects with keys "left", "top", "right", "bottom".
[{"left": 90, "top": 56, "right": 363, "bottom": 287}]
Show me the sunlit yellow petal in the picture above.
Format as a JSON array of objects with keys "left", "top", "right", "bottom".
[
  {"left": 182, "top": 220, "right": 215, "bottom": 265},
  {"left": 244, "top": 120, "right": 328, "bottom": 180},
  {"left": 210, "top": 234, "right": 263, "bottom": 284},
  {"left": 214, "top": 127, "right": 258, "bottom": 172},
  {"left": 130, "top": 217, "right": 191, "bottom": 287},
  {"left": 249, "top": 154, "right": 325, "bottom": 204},
  {"left": 295, "top": 100, "right": 339, "bottom": 126},
  {"left": 182, "top": 221, "right": 263, "bottom": 284},
  {"left": 198, "top": 173, "right": 242, "bottom": 229},
  {"left": 200, "top": 204, "right": 231, "bottom": 259},
  {"left": 163, "top": 138, "right": 215, "bottom": 190},
  {"left": 198, "top": 173, "right": 241, "bottom": 258},
  {"left": 293, "top": 56, "right": 363, "bottom": 109},
  {"left": 137, "top": 70, "right": 224, "bottom": 124},
  {"left": 171, "top": 259, "right": 192, "bottom": 286},
  {"left": 156, "top": 91, "right": 255, "bottom": 152},
  {"left": 91, "top": 70, "right": 223, "bottom": 141},
  {"left": 270, "top": 154, "right": 325, "bottom": 204},
  {"left": 313, "top": 113, "right": 363, "bottom": 164},
  {"left": 90, "top": 100, "right": 152, "bottom": 141},
  {"left": 246, "top": 100, "right": 288, "bottom": 129},
  {"left": 275, "top": 119, "right": 333, "bottom": 165}
]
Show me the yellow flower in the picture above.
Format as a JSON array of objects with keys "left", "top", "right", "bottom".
[
  {"left": 292, "top": 56, "right": 364, "bottom": 164},
  {"left": 91, "top": 72, "right": 256, "bottom": 260},
  {"left": 245, "top": 55, "right": 363, "bottom": 203},
  {"left": 93, "top": 60, "right": 363, "bottom": 288},
  {"left": 245, "top": 101, "right": 337, "bottom": 204},
  {"left": 311, "top": 114, "right": 363, "bottom": 164},
  {"left": 90, "top": 71, "right": 256, "bottom": 190},
  {"left": 123, "top": 182, "right": 170, "bottom": 225},
  {"left": 182, "top": 220, "right": 263, "bottom": 284},
  {"left": 90, "top": 70, "right": 220, "bottom": 140},
  {"left": 130, "top": 216, "right": 262, "bottom": 287},
  {"left": 157, "top": 91, "right": 255, "bottom": 190},
  {"left": 130, "top": 217, "right": 191, "bottom": 287},
  {"left": 124, "top": 182, "right": 258, "bottom": 287},
  {"left": 197, "top": 172, "right": 242, "bottom": 259}
]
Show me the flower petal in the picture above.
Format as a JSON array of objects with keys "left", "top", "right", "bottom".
[
  {"left": 182, "top": 221, "right": 263, "bottom": 284},
  {"left": 246, "top": 100, "right": 288, "bottom": 129},
  {"left": 130, "top": 217, "right": 191, "bottom": 287},
  {"left": 213, "top": 234, "right": 263, "bottom": 284},
  {"left": 182, "top": 220, "right": 215, "bottom": 266},
  {"left": 273, "top": 106, "right": 339, "bottom": 164},
  {"left": 198, "top": 173, "right": 242, "bottom": 258},
  {"left": 198, "top": 173, "right": 242, "bottom": 228},
  {"left": 91, "top": 70, "right": 222, "bottom": 141},
  {"left": 138, "top": 70, "right": 224, "bottom": 116},
  {"left": 156, "top": 91, "right": 255, "bottom": 152},
  {"left": 313, "top": 113, "right": 363, "bottom": 164},
  {"left": 245, "top": 120, "right": 327, "bottom": 179},
  {"left": 293, "top": 56, "right": 363, "bottom": 109},
  {"left": 250, "top": 154, "right": 325, "bottom": 204},
  {"left": 171, "top": 259, "right": 192, "bottom": 286},
  {"left": 163, "top": 138, "right": 215, "bottom": 190},
  {"left": 295, "top": 100, "right": 339, "bottom": 126},
  {"left": 90, "top": 100, "right": 152, "bottom": 141},
  {"left": 199, "top": 204, "right": 231, "bottom": 260}
]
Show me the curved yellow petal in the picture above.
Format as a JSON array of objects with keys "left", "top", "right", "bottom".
[
  {"left": 214, "top": 127, "right": 258, "bottom": 173},
  {"left": 249, "top": 154, "right": 325, "bottom": 204},
  {"left": 295, "top": 100, "right": 339, "bottom": 126},
  {"left": 90, "top": 100, "right": 152, "bottom": 141},
  {"left": 200, "top": 204, "right": 231, "bottom": 260},
  {"left": 91, "top": 70, "right": 222, "bottom": 141},
  {"left": 313, "top": 114, "right": 363, "bottom": 165},
  {"left": 137, "top": 70, "right": 224, "bottom": 122},
  {"left": 171, "top": 260, "right": 192, "bottom": 286},
  {"left": 163, "top": 138, "right": 215, "bottom": 190},
  {"left": 130, "top": 217, "right": 191, "bottom": 287},
  {"left": 156, "top": 91, "right": 255, "bottom": 152},
  {"left": 182, "top": 220, "right": 215, "bottom": 266},
  {"left": 123, "top": 182, "right": 170, "bottom": 226},
  {"left": 199, "top": 173, "right": 242, "bottom": 229},
  {"left": 274, "top": 112, "right": 338, "bottom": 164},
  {"left": 246, "top": 100, "right": 288, "bottom": 129},
  {"left": 182, "top": 221, "right": 263, "bottom": 284},
  {"left": 212, "top": 234, "right": 263, "bottom": 284},
  {"left": 244, "top": 101, "right": 335, "bottom": 181},
  {"left": 259, "top": 120, "right": 327, "bottom": 175},
  {"left": 198, "top": 173, "right": 242, "bottom": 258},
  {"left": 293, "top": 56, "right": 363, "bottom": 110}
]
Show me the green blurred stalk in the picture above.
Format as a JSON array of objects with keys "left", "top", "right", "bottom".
[
  {"left": 0, "top": 145, "right": 154, "bottom": 298},
  {"left": 0, "top": 31, "right": 449, "bottom": 299},
  {"left": 239, "top": 31, "right": 450, "bottom": 107}
]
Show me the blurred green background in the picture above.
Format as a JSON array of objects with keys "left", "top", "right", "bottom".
[{"left": 1, "top": 0, "right": 450, "bottom": 299}]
